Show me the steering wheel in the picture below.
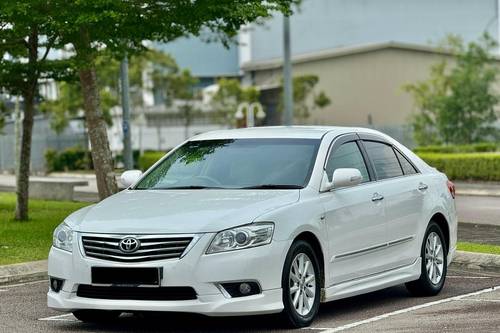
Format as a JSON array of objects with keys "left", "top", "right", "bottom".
[{"left": 193, "top": 175, "right": 222, "bottom": 186}]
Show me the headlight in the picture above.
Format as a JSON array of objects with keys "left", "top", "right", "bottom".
[
  {"left": 53, "top": 223, "right": 73, "bottom": 252},
  {"left": 206, "top": 223, "right": 274, "bottom": 254}
]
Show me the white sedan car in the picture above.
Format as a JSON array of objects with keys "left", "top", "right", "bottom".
[{"left": 48, "top": 126, "right": 457, "bottom": 327}]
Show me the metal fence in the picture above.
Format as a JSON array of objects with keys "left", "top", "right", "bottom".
[{"left": 0, "top": 116, "right": 88, "bottom": 173}]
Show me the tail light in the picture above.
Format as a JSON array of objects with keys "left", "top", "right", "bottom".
[{"left": 447, "top": 180, "right": 456, "bottom": 199}]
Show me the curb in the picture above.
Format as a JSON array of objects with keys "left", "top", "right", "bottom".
[
  {"left": 450, "top": 250, "right": 500, "bottom": 274},
  {"left": 0, "top": 260, "right": 47, "bottom": 286}
]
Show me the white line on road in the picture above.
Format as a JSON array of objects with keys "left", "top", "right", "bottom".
[
  {"left": 2, "top": 279, "right": 47, "bottom": 288},
  {"left": 38, "top": 313, "right": 76, "bottom": 322},
  {"left": 447, "top": 276, "right": 492, "bottom": 279},
  {"left": 307, "top": 285, "right": 499, "bottom": 332}
]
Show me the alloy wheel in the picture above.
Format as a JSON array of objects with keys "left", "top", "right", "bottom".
[
  {"left": 425, "top": 231, "right": 444, "bottom": 285},
  {"left": 289, "top": 253, "right": 316, "bottom": 316}
]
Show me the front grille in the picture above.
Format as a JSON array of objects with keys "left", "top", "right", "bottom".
[
  {"left": 77, "top": 285, "right": 197, "bottom": 301},
  {"left": 81, "top": 234, "right": 193, "bottom": 262}
]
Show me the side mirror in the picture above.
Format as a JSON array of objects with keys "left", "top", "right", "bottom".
[
  {"left": 120, "top": 170, "right": 143, "bottom": 188},
  {"left": 332, "top": 168, "right": 362, "bottom": 189}
]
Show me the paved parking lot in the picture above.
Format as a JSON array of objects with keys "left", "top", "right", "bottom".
[{"left": 0, "top": 268, "right": 499, "bottom": 333}]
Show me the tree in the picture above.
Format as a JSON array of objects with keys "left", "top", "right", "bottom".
[
  {"left": 404, "top": 34, "right": 499, "bottom": 145},
  {"left": 0, "top": 0, "right": 72, "bottom": 220},
  {"left": 279, "top": 74, "right": 331, "bottom": 123},
  {"left": 41, "top": 50, "right": 178, "bottom": 133},
  {"left": 168, "top": 69, "right": 200, "bottom": 139},
  {"left": 47, "top": 0, "right": 295, "bottom": 200},
  {"left": 210, "top": 78, "right": 260, "bottom": 125}
]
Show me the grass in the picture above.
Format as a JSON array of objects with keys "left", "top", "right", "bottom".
[
  {"left": 457, "top": 242, "right": 500, "bottom": 255},
  {"left": 0, "top": 193, "right": 89, "bottom": 265}
]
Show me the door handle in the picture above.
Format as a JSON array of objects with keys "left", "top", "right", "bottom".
[
  {"left": 371, "top": 192, "right": 384, "bottom": 202},
  {"left": 418, "top": 183, "right": 428, "bottom": 191}
]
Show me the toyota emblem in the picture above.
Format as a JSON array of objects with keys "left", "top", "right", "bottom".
[{"left": 119, "top": 237, "right": 140, "bottom": 253}]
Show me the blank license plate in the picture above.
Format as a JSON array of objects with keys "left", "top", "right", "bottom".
[{"left": 91, "top": 267, "right": 161, "bottom": 286}]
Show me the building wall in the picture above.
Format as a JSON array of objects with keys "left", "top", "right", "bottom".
[
  {"left": 252, "top": 48, "right": 454, "bottom": 126},
  {"left": 249, "top": 0, "right": 497, "bottom": 62}
]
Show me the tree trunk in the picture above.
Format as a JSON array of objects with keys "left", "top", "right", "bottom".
[
  {"left": 15, "top": 90, "right": 35, "bottom": 221},
  {"left": 15, "top": 27, "right": 38, "bottom": 221},
  {"left": 79, "top": 66, "right": 118, "bottom": 199},
  {"left": 74, "top": 27, "right": 118, "bottom": 200}
]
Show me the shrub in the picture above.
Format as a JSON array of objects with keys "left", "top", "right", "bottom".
[
  {"left": 45, "top": 147, "right": 92, "bottom": 172},
  {"left": 138, "top": 151, "right": 166, "bottom": 171},
  {"left": 418, "top": 153, "right": 500, "bottom": 181},
  {"left": 413, "top": 142, "right": 497, "bottom": 154}
]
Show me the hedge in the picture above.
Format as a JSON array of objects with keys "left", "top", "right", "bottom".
[
  {"left": 138, "top": 151, "right": 166, "bottom": 170},
  {"left": 414, "top": 143, "right": 497, "bottom": 154},
  {"left": 45, "top": 147, "right": 93, "bottom": 172},
  {"left": 418, "top": 153, "right": 500, "bottom": 181}
]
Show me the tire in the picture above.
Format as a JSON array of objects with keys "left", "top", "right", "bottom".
[
  {"left": 406, "top": 221, "right": 447, "bottom": 296},
  {"left": 72, "top": 310, "right": 121, "bottom": 323},
  {"left": 281, "top": 240, "right": 321, "bottom": 328}
]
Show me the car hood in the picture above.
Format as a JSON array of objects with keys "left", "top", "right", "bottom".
[{"left": 66, "top": 189, "right": 300, "bottom": 234}]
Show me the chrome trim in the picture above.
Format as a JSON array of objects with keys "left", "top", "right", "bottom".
[
  {"left": 79, "top": 233, "right": 199, "bottom": 263},
  {"left": 331, "top": 236, "right": 415, "bottom": 262}
]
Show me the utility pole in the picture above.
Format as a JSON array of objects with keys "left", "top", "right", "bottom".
[
  {"left": 283, "top": 14, "right": 294, "bottom": 126},
  {"left": 120, "top": 54, "right": 133, "bottom": 170}
]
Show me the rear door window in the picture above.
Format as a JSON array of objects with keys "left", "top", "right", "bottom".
[{"left": 363, "top": 141, "right": 403, "bottom": 180}]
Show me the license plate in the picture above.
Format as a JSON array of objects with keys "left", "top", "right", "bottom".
[{"left": 91, "top": 267, "right": 162, "bottom": 286}]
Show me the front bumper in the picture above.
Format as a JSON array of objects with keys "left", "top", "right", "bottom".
[{"left": 47, "top": 233, "right": 290, "bottom": 316}]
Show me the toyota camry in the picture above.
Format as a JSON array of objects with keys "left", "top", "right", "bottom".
[{"left": 47, "top": 126, "right": 457, "bottom": 327}]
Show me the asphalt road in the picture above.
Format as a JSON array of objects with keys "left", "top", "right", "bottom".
[
  {"left": 1, "top": 268, "right": 499, "bottom": 333},
  {"left": 456, "top": 195, "right": 500, "bottom": 226}
]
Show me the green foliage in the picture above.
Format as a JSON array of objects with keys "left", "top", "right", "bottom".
[
  {"left": 44, "top": 147, "right": 93, "bottom": 172},
  {"left": 0, "top": 100, "right": 7, "bottom": 131},
  {"left": 414, "top": 142, "right": 498, "bottom": 154},
  {"left": 457, "top": 242, "right": 500, "bottom": 255},
  {"left": 139, "top": 152, "right": 166, "bottom": 171},
  {"left": 404, "top": 34, "right": 500, "bottom": 145},
  {"left": 279, "top": 74, "right": 331, "bottom": 121},
  {"left": 418, "top": 152, "right": 500, "bottom": 181},
  {"left": 210, "top": 78, "right": 261, "bottom": 124},
  {"left": 0, "top": 193, "right": 89, "bottom": 265}
]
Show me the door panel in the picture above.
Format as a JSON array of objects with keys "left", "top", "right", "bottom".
[{"left": 322, "top": 182, "right": 388, "bottom": 284}]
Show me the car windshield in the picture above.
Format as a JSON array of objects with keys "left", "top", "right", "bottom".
[{"left": 135, "top": 138, "right": 320, "bottom": 190}]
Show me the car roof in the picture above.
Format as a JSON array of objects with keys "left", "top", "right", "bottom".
[{"left": 191, "top": 126, "right": 366, "bottom": 140}]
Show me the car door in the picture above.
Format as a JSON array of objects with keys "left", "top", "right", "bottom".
[
  {"left": 361, "top": 139, "right": 426, "bottom": 269},
  {"left": 320, "top": 134, "right": 391, "bottom": 284}
]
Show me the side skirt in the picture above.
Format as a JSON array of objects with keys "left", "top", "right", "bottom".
[{"left": 322, "top": 258, "right": 421, "bottom": 303}]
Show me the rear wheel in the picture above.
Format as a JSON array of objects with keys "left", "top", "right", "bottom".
[
  {"left": 406, "top": 221, "right": 447, "bottom": 296},
  {"left": 281, "top": 240, "right": 321, "bottom": 328},
  {"left": 72, "top": 310, "right": 121, "bottom": 323}
]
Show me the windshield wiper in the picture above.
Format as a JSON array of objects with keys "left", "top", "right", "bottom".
[
  {"left": 240, "top": 184, "right": 303, "bottom": 189},
  {"left": 153, "top": 185, "right": 225, "bottom": 190}
]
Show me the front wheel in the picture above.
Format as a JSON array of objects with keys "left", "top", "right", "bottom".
[
  {"left": 281, "top": 240, "right": 321, "bottom": 328},
  {"left": 406, "top": 221, "right": 447, "bottom": 296}
]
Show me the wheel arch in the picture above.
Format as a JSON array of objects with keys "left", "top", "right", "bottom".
[
  {"left": 292, "top": 231, "right": 326, "bottom": 289},
  {"left": 430, "top": 212, "right": 450, "bottom": 253}
]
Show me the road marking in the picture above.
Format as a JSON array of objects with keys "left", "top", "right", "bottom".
[
  {"left": 307, "top": 286, "right": 499, "bottom": 332},
  {"left": 448, "top": 275, "right": 494, "bottom": 279},
  {"left": 2, "top": 279, "right": 47, "bottom": 288},
  {"left": 0, "top": 289, "right": 7, "bottom": 292},
  {"left": 38, "top": 313, "right": 76, "bottom": 322}
]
